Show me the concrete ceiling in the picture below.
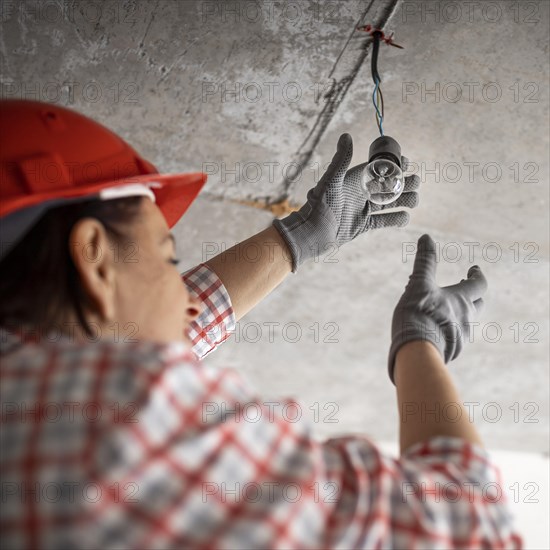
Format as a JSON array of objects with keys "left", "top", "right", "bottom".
[{"left": 1, "top": 1, "right": 548, "bottom": 456}]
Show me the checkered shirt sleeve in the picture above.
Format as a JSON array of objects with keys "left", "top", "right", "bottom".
[
  {"left": 0, "top": 332, "right": 523, "bottom": 549},
  {"left": 181, "top": 263, "right": 236, "bottom": 360}
]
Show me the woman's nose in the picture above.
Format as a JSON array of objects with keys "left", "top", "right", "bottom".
[{"left": 186, "top": 293, "right": 204, "bottom": 320}]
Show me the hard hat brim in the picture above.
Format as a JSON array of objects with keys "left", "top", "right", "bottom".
[
  {"left": 0, "top": 172, "right": 207, "bottom": 226},
  {"left": 0, "top": 172, "right": 207, "bottom": 261}
]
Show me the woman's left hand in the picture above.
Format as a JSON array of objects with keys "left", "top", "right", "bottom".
[{"left": 272, "top": 133, "right": 421, "bottom": 272}]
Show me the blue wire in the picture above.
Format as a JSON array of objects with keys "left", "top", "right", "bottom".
[
  {"left": 372, "top": 77, "right": 384, "bottom": 136},
  {"left": 373, "top": 82, "right": 384, "bottom": 135}
]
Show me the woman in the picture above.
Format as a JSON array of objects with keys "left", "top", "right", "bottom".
[{"left": 0, "top": 100, "right": 521, "bottom": 548}]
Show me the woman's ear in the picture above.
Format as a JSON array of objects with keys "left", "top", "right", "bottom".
[{"left": 68, "top": 218, "right": 117, "bottom": 322}]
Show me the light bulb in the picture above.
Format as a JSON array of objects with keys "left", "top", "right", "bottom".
[{"left": 361, "top": 136, "right": 404, "bottom": 205}]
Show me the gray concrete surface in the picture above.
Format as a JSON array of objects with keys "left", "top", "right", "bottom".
[{"left": 1, "top": 0, "right": 548, "bottom": 466}]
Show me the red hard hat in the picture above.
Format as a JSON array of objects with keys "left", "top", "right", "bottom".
[{"left": 0, "top": 100, "right": 207, "bottom": 258}]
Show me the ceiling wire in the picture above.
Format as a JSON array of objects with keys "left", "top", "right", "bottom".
[{"left": 371, "top": 31, "right": 385, "bottom": 136}]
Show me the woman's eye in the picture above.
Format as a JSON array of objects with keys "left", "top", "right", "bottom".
[{"left": 169, "top": 258, "right": 180, "bottom": 266}]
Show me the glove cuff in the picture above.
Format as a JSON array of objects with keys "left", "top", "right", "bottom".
[
  {"left": 388, "top": 316, "right": 446, "bottom": 385},
  {"left": 272, "top": 203, "right": 339, "bottom": 273},
  {"left": 272, "top": 217, "right": 301, "bottom": 273}
]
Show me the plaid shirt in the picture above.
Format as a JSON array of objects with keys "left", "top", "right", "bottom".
[{"left": 0, "top": 264, "right": 523, "bottom": 549}]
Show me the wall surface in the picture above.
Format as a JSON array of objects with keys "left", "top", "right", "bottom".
[{"left": 1, "top": 0, "right": 549, "bottom": 546}]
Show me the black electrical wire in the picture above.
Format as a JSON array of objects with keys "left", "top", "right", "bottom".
[{"left": 371, "top": 30, "right": 382, "bottom": 85}]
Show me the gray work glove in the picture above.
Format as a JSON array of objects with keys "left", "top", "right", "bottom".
[
  {"left": 388, "top": 234, "right": 488, "bottom": 384},
  {"left": 273, "top": 133, "right": 420, "bottom": 272}
]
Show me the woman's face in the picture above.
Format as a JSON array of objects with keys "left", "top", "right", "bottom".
[
  {"left": 116, "top": 198, "right": 203, "bottom": 344},
  {"left": 72, "top": 198, "right": 203, "bottom": 345}
]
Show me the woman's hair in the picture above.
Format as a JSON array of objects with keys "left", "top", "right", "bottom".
[{"left": 0, "top": 197, "right": 144, "bottom": 337}]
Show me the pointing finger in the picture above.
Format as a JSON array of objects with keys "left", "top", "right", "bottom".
[{"left": 412, "top": 234, "right": 438, "bottom": 280}]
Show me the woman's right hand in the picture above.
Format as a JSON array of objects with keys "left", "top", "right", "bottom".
[{"left": 388, "top": 234, "right": 488, "bottom": 384}]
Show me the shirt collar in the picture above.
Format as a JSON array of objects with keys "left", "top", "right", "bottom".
[
  {"left": 0, "top": 325, "right": 197, "bottom": 363},
  {"left": 0, "top": 324, "right": 83, "bottom": 354}
]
